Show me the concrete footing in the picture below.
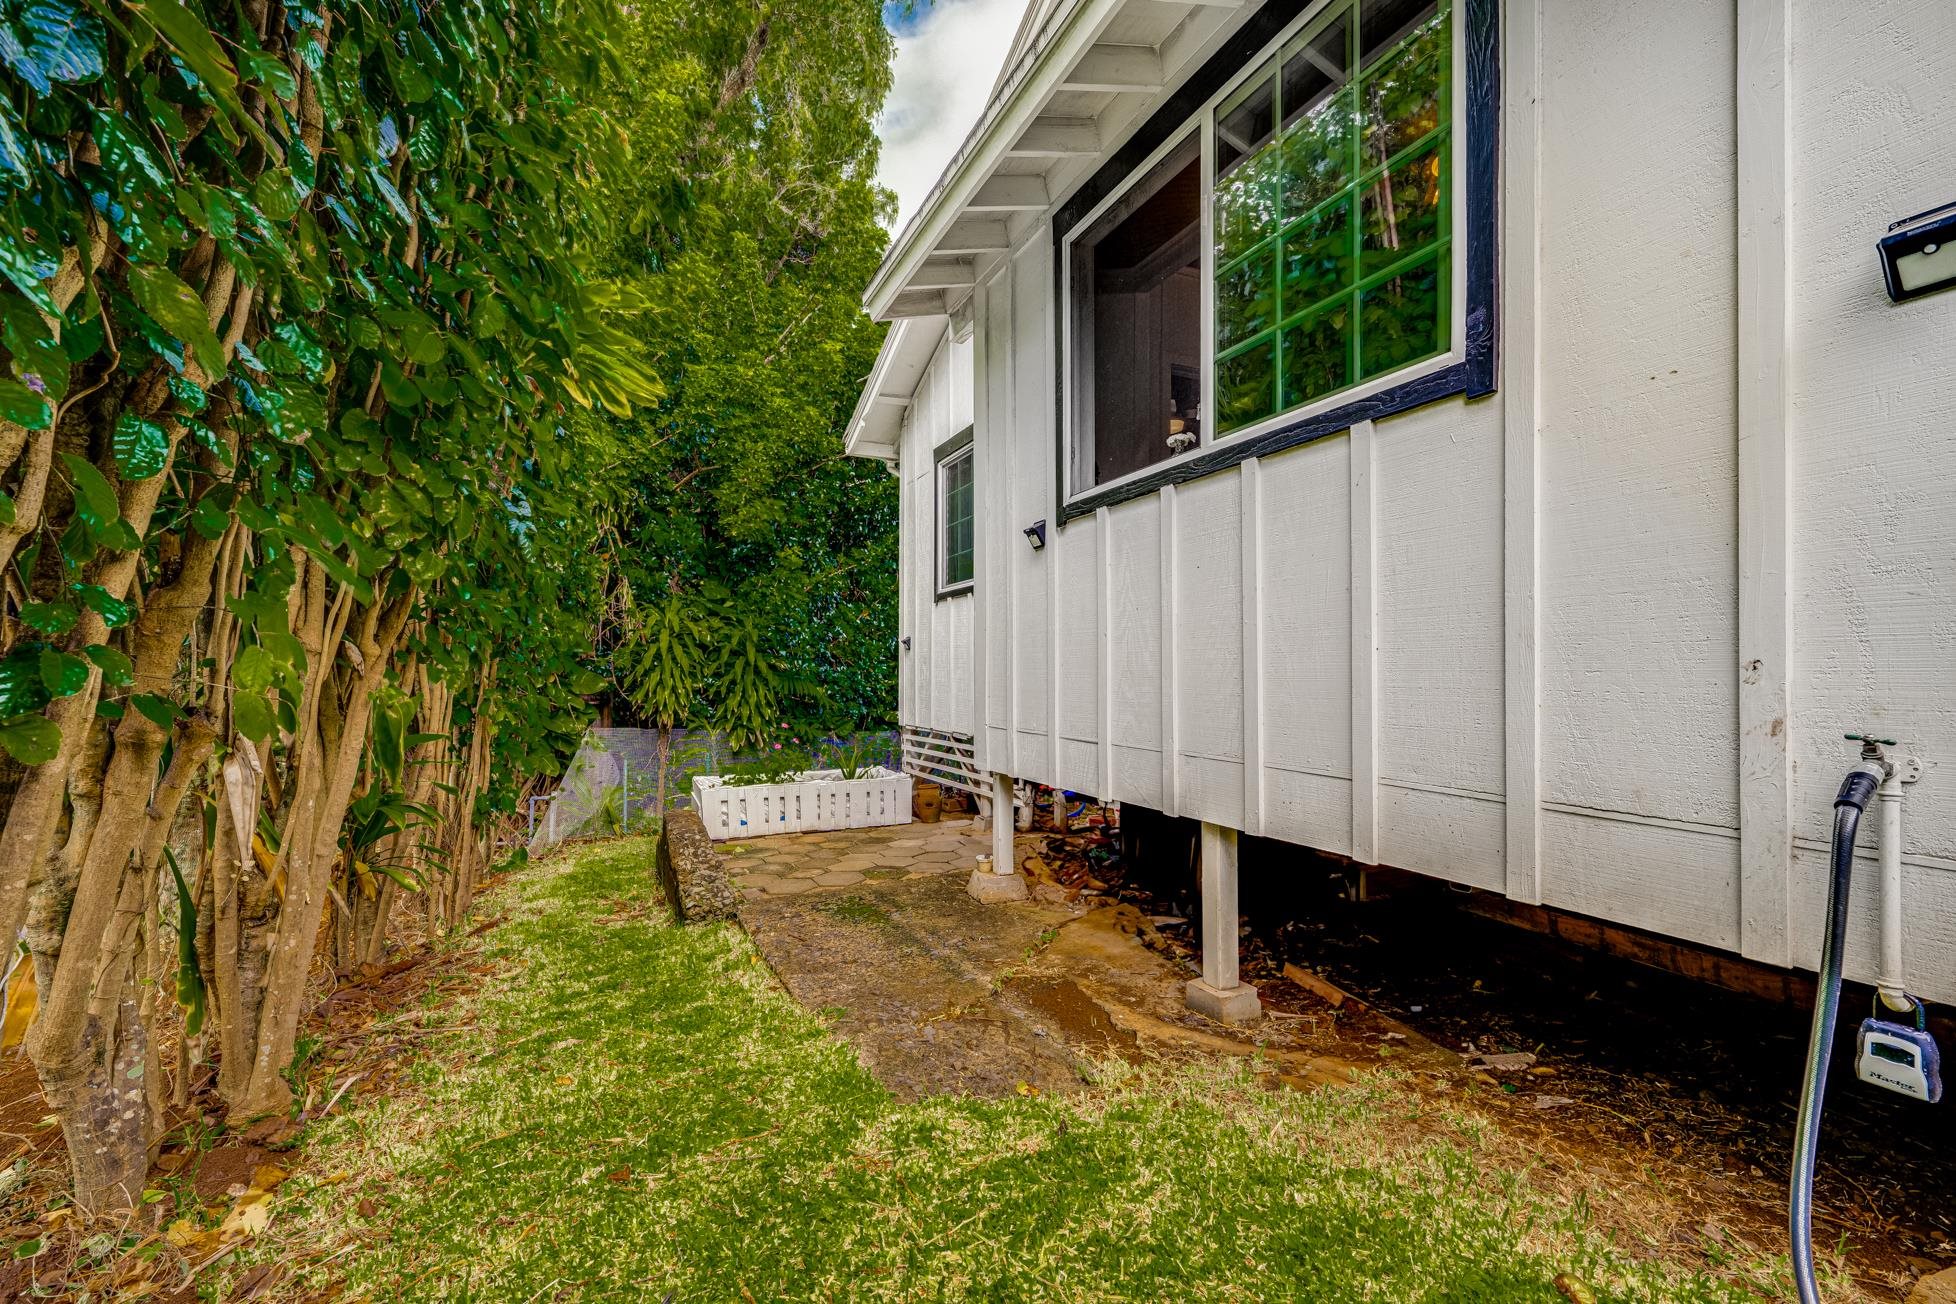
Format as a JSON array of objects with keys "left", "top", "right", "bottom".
[
  {"left": 1185, "top": 977, "right": 1262, "bottom": 1025},
  {"left": 966, "top": 866, "right": 1030, "bottom": 903}
]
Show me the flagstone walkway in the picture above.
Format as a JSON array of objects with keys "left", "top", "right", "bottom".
[{"left": 716, "top": 817, "right": 990, "bottom": 896}]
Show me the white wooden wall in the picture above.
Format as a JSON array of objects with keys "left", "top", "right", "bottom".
[
  {"left": 896, "top": 322, "right": 976, "bottom": 739},
  {"left": 1783, "top": 0, "right": 1956, "bottom": 999},
  {"left": 946, "top": 0, "right": 1956, "bottom": 1003}
]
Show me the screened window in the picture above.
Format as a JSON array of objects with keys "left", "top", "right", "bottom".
[
  {"left": 937, "top": 435, "right": 974, "bottom": 596},
  {"left": 1066, "top": 135, "right": 1203, "bottom": 491},
  {"left": 1213, "top": 0, "right": 1451, "bottom": 435}
]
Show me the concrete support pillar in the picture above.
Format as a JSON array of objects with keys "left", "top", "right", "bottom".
[
  {"left": 1185, "top": 822, "right": 1261, "bottom": 1024},
  {"left": 992, "top": 773, "right": 1015, "bottom": 871},
  {"left": 970, "top": 772, "right": 1029, "bottom": 903}
]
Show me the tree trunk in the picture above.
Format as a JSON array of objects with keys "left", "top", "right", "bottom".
[
  {"left": 236, "top": 575, "right": 413, "bottom": 1114},
  {"left": 209, "top": 752, "right": 262, "bottom": 1107},
  {"left": 359, "top": 875, "right": 396, "bottom": 968},
  {"left": 37, "top": 937, "right": 151, "bottom": 1214},
  {"left": 25, "top": 513, "right": 226, "bottom": 1209}
]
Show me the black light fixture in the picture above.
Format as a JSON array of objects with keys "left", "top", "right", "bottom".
[
  {"left": 1023, "top": 519, "right": 1047, "bottom": 550},
  {"left": 1879, "top": 201, "right": 1956, "bottom": 302}
]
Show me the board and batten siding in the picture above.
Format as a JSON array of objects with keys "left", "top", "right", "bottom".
[
  {"left": 895, "top": 321, "right": 975, "bottom": 740},
  {"left": 945, "top": 0, "right": 1956, "bottom": 1005}
]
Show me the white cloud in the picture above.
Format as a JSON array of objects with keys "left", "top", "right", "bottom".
[{"left": 877, "top": 0, "right": 1031, "bottom": 234}]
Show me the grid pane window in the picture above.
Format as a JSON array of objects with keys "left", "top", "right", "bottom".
[
  {"left": 940, "top": 446, "right": 974, "bottom": 590},
  {"left": 1212, "top": 0, "right": 1451, "bottom": 437}
]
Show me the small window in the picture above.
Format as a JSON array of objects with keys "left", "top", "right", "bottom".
[
  {"left": 1067, "top": 133, "right": 1203, "bottom": 492},
  {"left": 936, "top": 432, "right": 974, "bottom": 597}
]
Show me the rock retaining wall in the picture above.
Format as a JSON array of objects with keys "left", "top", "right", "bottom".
[{"left": 656, "top": 806, "right": 736, "bottom": 923}]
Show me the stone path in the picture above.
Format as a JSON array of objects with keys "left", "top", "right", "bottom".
[
  {"left": 717, "top": 818, "right": 989, "bottom": 897},
  {"left": 731, "top": 820, "right": 1380, "bottom": 1103}
]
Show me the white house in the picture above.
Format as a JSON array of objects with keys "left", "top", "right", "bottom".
[{"left": 845, "top": 0, "right": 1956, "bottom": 1019}]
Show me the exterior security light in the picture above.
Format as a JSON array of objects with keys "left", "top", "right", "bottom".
[
  {"left": 1023, "top": 520, "right": 1047, "bottom": 550},
  {"left": 1879, "top": 201, "right": 1956, "bottom": 302}
]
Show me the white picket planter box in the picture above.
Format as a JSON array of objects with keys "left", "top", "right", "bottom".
[{"left": 691, "top": 766, "right": 912, "bottom": 841}]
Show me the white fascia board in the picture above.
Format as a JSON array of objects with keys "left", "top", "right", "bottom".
[
  {"left": 864, "top": 0, "right": 1125, "bottom": 318},
  {"left": 843, "top": 316, "right": 949, "bottom": 463}
]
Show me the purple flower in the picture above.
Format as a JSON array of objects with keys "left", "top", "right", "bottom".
[{"left": 22, "top": 374, "right": 45, "bottom": 395}]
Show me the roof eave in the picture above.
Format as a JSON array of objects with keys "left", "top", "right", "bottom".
[
  {"left": 865, "top": 0, "right": 1116, "bottom": 320},
  {"left": 842, "top": 315, "right": 950, "bottom": 463}
]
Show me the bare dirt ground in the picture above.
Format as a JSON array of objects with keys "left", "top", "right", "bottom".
[
  {"left": 0, "top": 896, "right": 504, "bottom": 1303},
  {"left": 737, "top": 815, "right": 1951, "bottom": 1303}
]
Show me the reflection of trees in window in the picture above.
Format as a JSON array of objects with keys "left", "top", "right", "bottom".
[{"left": 1213, "top": 0, "right": 1451, "bottom": 436}]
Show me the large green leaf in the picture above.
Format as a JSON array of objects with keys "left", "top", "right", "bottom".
[
  {"left": 0, "top": 378, "right": 49, "bottom": 429},
  {"left": 0, "top": 714, "right": 60, "bottom": 765},
  {"left": 232, "top": 643, "right": 273, "bottom": 693},
  {"left": 75, "top": 582, "right": 132, "bottom": 628},
  {"left": 112, "top": 412, "right": 169, "bottom": 479},
  {"left": 129, "top": 692, "right": 180, "bottom": 729},
  {"left": 17, "top": 601, "right": 75, "bottom": 634},
  {"left": 38, "top": 648, "right": 87, "bottom": 698},
  {"left": 0, "top": 98, "right": 31, "bottom": 189},
  {"left": 2, "top": 296, "right": 69, "bottom": 399},
  {"left": 0, "top": 222, "right": 57, "bottom": 310},
  {"left": 0, "top": 648, "right": 49, "bottom": 715},
  {"left": 191, "top": 493, "right": 228, "bottom": 539},
  {"left": 83, "top": 644, "right": 133, "bottom": 686},
  {"left": 232, "top": 690, "right": 274, "bottom": 741},
  {"left": 235, "top": 46, "right": 294, "bottom": 102},
  {"left": 0, "top": 0, "right": 105, "bottom": 94},
  {"left": 59, "top": 452, "right": 118, "bottom": 526},
  {"left": 91, "top": 109, "right": 169, "bottom": 188},
  {"left": 167, "top": 373, "right": 207, "bottom": 412},
  {"left": 127, "top": 263, "right": 225, "bottom": 378},
  {"left": 125, "top": 0, "right": 243, "bottom": 125}
]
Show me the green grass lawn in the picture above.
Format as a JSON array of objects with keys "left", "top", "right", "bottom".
[{"left": 242, "top": 836, "right": 1780, "bottom": 1302}]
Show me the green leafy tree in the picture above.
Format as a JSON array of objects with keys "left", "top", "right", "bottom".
[
  {"left": 619, "top": 589, "right": 710, "bottom": 803},
  {"left": 0, "top": 0, "right": 653, "bottom": 1209},
  {"left": 594, "top": 0, "right": 900, "bottom": 740}
]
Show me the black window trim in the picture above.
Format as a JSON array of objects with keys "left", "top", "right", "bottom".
[
  {"left": 1051, "top": 0, "right": 1499, "bottom": 525},
  {"left": 934, "top": 425, "right": 976, "bottom": 601}
]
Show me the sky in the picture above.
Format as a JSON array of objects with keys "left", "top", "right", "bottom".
[{"left": 877, "top": 0, "right": 1032, "bottom": 233}]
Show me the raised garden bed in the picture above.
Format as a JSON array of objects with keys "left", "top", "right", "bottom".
[{"left": 692, "top": 767, "right": 912, "bottom": 840}]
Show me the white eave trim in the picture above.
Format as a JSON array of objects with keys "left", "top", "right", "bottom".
[
  {"left": 867, "top": 0, "right": 1252, "bottom": 321},
  {"left": 865, "top": 0, "right": 1119, "bottom": 319},
  {"left": 843, "top": 316, "right": 949, "bottom": 463}
]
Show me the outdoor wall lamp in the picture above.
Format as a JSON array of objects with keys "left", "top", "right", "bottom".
[
  {"left": 1023, "top": 520, "right": 1047, "bottom": 550},
  {"left": 1880, "top": 201, "right": 1956, "bottom": 302}
]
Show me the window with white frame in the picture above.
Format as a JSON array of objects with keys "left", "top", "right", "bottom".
[
  {"left": 936, "top": 430, "right": 974, "bottom": 597},
  {"left": 1061, "top": 0, "right": 1472, "bottom": 509},
  {"left": 1067, "top": 134, "right": 1203, "bottom": 491}
]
